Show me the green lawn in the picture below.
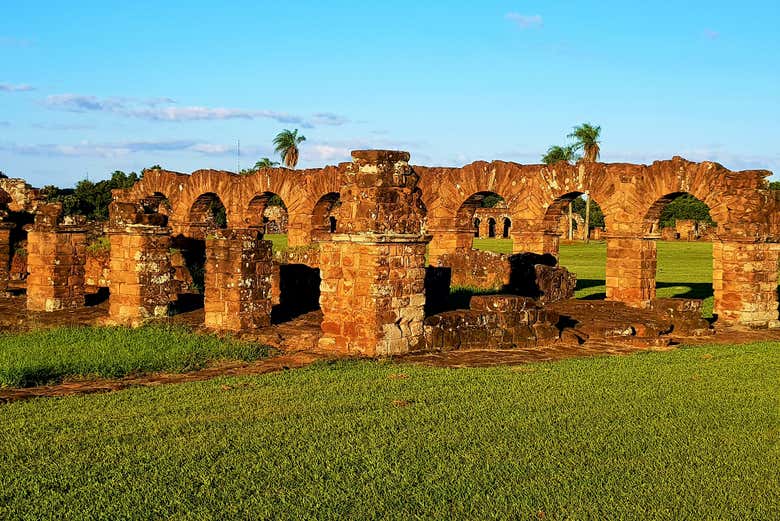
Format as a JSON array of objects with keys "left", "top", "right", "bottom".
[
  {"left": 474, "top": 239, "right": 715, "bottom": 316},
  {"left": 0, "top": 326, "right": 271, "bottom": 388},
  {"left": 1, "top": 342, "right": 777, "bottom": 519},
  {"left": 265, "top": 233, "right": 288, "bottom": 253}
]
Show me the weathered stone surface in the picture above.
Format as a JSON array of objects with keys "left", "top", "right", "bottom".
[
  {"left": 204, "top": 229, "right": 273, "bottom": 331},
  {"left": 423, "top": 295, "right": 560, "bottom": 351},
  {"left": 318, "top": 151, "right": 430, "bottom": 356},
  {"left": 26, "top": 228, "right": 87, "bottom": 311},
  {"left": 107, "top": 225, "right": 174, "bottom": 326}
]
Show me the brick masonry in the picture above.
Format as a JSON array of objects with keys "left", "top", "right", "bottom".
[
  {"left": 26, "top": 228, "right": 87, "bottom": 311},
  {"left": 318, "top": 150, "right": 431, "bottom": 356},
  {"left": 204, "top": 229, "right": 273, "bottom": 331},
  {"left": 108, "top": 225, "right": 173, "bottom": 326}
]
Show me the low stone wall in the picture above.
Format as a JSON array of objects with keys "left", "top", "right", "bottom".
[
  {"left": 437, "top": 249, "right": 510, "bottom": 289},
  {"left": 423, "top": 295, "right": 560, "bottom": 351},
  {"left": 437, "top": 250, "right": 576, "bottom": 303}
]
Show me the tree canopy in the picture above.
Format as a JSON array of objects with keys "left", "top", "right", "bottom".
[
  {"left": 541, "top": 145, "right": 578, "bottom": 165},
  {"left": 43, "top": 170, "right": 141, "bottom": 221},
  {"left": 658, "top": 195, "right": 714, "bottom": 228}
]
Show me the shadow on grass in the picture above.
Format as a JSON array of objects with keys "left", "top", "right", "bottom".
[{"left": 656, "top": 282, "right": 713, "bottom": 300}]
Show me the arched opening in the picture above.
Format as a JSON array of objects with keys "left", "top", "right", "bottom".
[
  {"left": 311, "top": 192, "right": 340, "bottom": 241},
  {"left": 545, "top": 192, "right": 608, "bottom": 300},
  {"left": 644, "top": 192, "right": 716, "bottom": 317},
  {"left": 502, "top": 218, "right": 511, "bottom": 239},
  {"left": 456, "top": 191, "right": 511, "bottom": 253},
  {"left": 246, "top": 192, "right": 288, "bottom": 252},
  {"left": 169, "top": 235, "right": 207, "bottom": 317},
  {"left": 189, "top": 193, "right": 227, "bottom": 234}
]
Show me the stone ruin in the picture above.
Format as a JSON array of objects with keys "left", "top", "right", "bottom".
[{"left": 2, "top": 150, "right": 780, "bottom": 356}]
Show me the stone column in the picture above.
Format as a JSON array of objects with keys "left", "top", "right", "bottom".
[
  {"left": 318, "top": 150, "right": 431, "bottom": 356},
  {"left": 26, "top": 227, "right": 88, "bottom": 311},
  {"left": 204, "top": 229, "right": 273, "bottom": 331},
  {"left": 0, "top": 223, "right": 13, "bottom": 293},
  {"left": 713, "top": 240, "right": 780, "bottom": 328},
  {"left": 605, "top": 235, "right": 657, "bottom": 308},
  {"left": 108, "top": 225, "right": 173, "bottom": 326}
]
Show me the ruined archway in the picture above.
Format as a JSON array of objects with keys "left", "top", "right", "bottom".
[
  {"left": 643, "top": 192, "right": 717, "bottom": 317},
  {"left": 456, "top": 191, "right": 509, "bottom": 251},
  {"left": 311, "top": 192, "right": 340, "bottom": 241},
  {"left": 189, "top": 193, "right": 228, "bottom": 235},
  {"left": 502, "top": 218, "right": 511, "bottom": 239},
  {"left": 246, "top": 192, "right": 288, "bottom": 252},
  {"left": 544, "top": 192, "right": 608, "bottom": 300}
]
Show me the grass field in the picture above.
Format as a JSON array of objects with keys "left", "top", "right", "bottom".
[
  {"left": 474, "top": 238, "right": 715, "bottom": 316},
  {"left": 0, "top": 342, "right": 777, "bottom": 519},
  {"left": 0, "top": 326, "right": 270, "bottom": 388}
]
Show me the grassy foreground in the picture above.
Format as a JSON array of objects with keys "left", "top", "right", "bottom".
[
  {"left": 474, "top": 239, "right": 715, "bottom": 316},
  {"left": 1, "top": 342, "right": 778, "bottom": 519},
  {"left": 0, "top": 326, "right": 270, "bottom": 388}
]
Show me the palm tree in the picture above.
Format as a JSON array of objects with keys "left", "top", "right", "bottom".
[
  {"left": 567, "top": 123, "right": 602, "bottom": 242},
  {"left": 542, "top": 145, "right": 579, "bottom": 239},
  {"left": 273, "top": 129, "right": 306, "bottom": 169},
  {"left": 567, "top": 123, "right": 601, "bottom": 162},
  {"left": 254, "top": 158, "right": 280, "bottom": 170}
]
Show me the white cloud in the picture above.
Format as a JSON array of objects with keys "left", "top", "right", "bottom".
[
  {"left": 0, "top": 83, "right": 35, "bottom": 92},
  {"left": 703, "top": 29, "right": 720, "bottom": 40},
  {"left": 505, "top": 13, "right": 543, "bottom": 29},
  {"left": 43, "top": 93, "right": 349, "bottom": 127}
]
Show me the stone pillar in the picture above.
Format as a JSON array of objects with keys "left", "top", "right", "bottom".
[
  {"left": 318, "top": 150, "right": 430, "bottom": 356},
  {"left": 26, "top": 227, "right": 88, "bottom": 311},
  {"left": 0, "top": 223, "right": 12, "bottom": 293},
  {"left": 204, "top": 229, "right": 273, "bottom": 331},
  {"left": 286, "top": 213, "right": 311, "bottom": 248},
  {"left": 713, "top": 240, "right": 780, "bottom": 328},
  {"left": 108, "top": 225, "right": 173, "bottom": 326},
  {"left": 605, "top": 235, "right": 657, "bottom": 308}
]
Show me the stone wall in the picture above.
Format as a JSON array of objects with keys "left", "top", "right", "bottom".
[{"left": 423, "top": 295, "right": 560, "bottom": 350}]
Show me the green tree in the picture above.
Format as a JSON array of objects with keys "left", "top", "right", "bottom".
[
  {"left": 567, "top": 123, "right": 602, "bottom": 242},
  {"left": 659, "top": 195, "right": 714, "bottom": 228},
  {"left": 254, "top": 158, "right": 280, "bottom": 170},
  {"left": 0, "top": 171, "right": 7, "bottom": 179},
  {"left": 541, "top": 145, "right": 578, "bottom": 165},
  {"left": 273, "top": 129, "right": 306, "bottom": 169},
  {"left": 769, "top": 181, "right": 780, "bottom": 190}
]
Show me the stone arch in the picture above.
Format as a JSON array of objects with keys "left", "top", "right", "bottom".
[
  {"left": 503, "top": 217, "right": 511, "bottom": 239},
  {"left": 311, "top": 192, "right": 340, "bottom": 240},
  {"left": 487, "top": 217, "right": 497, "bottom": 238},
  {"left": 245, "top": 192, "right": 288, "bottom": 234},
  {"left": 188, "top": 192, "right": 228, "bottom": 238},
  {"left": 473, "top": 218, "right": 481, "bottom": 238}
]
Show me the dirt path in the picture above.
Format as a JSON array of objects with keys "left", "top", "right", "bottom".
[{"left": 0, "top": 352, "right": 328, "bottom": 404}]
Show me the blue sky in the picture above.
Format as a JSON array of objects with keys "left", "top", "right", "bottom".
[{"left": 1, "top": 1, "right": 778, "bottom": 187}]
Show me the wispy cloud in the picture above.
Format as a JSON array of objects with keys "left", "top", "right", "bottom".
[
  {"left": 0, "top": 36, "right": 33, "bottom": 48},
  {"left": 0, "top": 121, "right": 9, "bottom": 127},
  {"left": 43, "top": 94, "right": 349, "bottom": 127},
  {"left": 32, "top": 122, "right": 96, "bottom": 131},
  {"left": 0, "top": 83, "right": 35, "bottom": 92},
  {"left": 505, "top": 13, "right": 543, "bottom": 29},
  {"left": 703, "top": 29, "right": 720, "bottom": 40}
]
